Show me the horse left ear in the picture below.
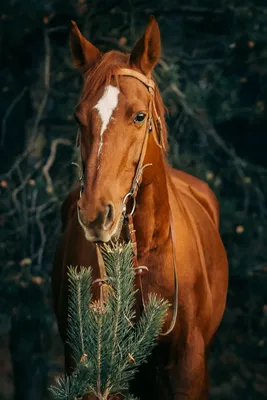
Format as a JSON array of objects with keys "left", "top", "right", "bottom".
[
  {"left": 70, "top": 21, "right": 102, "bottom": 73},
  {"left": 130, "top": 16, "right": 161, "bottom": 76}
]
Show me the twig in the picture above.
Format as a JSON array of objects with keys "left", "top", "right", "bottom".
[
  {"left": 98, "top": 36, "right": 131, "bottom": 52},
  {"left": 143, "top": 6, "right": 225, "bottom": 15},
  {"left": 42, "top": 138, "right": 72, "bottom": 193},
  {"left": 36, "top": 207, "right": 46, "bottom": 270},
  {"left": 11, "top": 161, "right": 42, "bottom": 213},
  {"left": 1, "top": 87, "right": 28, "bottom": 147},
  {"left": 0, "top": 148, "right": 33, "bottom": 178},
  {"left": 46, "top": 26, "right": 68, "bottom": 34},
  {"left": 30, "top": 29, "right": 51, "bottom": 144},
  {"left": 30, "top": 189, "right": 38, "bottom": 257},
  {"left": 180, "top": 58, "right": 225, "bottom": 66}
]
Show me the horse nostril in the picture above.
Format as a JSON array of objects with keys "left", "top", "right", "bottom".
[{"left": 103, "top": 203, "right": 114, "bottom": 230}]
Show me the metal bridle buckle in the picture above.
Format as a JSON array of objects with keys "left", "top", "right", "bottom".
[{"left": 122, "top": 192, "right": 136, "bottom": 216}]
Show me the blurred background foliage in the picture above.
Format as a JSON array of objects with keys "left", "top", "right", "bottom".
[{"left": 0, "top": 0, "right": 267, "bottom": 399}]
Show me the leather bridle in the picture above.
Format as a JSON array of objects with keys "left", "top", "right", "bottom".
[{"left": 76, "top": 68, "right": 178, "bottom": 336}]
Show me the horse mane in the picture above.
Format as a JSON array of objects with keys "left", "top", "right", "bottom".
[{"left": 79, "top": 50, "right": 168, "bottom": 151}]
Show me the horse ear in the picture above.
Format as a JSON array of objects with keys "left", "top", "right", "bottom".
[
  {"left": 130, "top": 16, "right": 161, "bottom": 76},
  {"left": 70, "top": 21, "right": 102, "bottom": 73}
]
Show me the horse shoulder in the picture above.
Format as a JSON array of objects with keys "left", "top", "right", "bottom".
[
  {"left": 169, "top": 168, "right": 219, "bottom": 229},
  {"left": 167, "top": 167, "right": 228, "bottom": 342}
]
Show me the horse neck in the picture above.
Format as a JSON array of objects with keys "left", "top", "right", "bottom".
[{"left": 133, "top": 146, "right": 171, "bottom": 255}]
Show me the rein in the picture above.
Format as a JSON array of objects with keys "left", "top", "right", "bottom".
[{"left": 76, "top": 68, "right": 178, "bottom": 336}]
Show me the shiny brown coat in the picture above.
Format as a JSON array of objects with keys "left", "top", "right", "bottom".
[{"left": 52, "top": 17, "right": 228, "bottom": 400}]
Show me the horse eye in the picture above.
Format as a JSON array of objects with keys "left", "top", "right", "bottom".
[{"left": 134, "top": 112, "right": 146, "bottom": 124}]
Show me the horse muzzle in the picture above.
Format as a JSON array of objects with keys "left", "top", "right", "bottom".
[{"left": 77, "top": 202, "right": 118, "bottom": 242}]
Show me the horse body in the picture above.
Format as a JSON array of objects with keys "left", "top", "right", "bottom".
[{"left": 52, "top": 17, "right": 228, "bottom": 399}]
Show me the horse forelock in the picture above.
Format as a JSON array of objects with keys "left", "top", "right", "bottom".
[{"left": 80, "top": 51, "right": 129, "bottom": 104}]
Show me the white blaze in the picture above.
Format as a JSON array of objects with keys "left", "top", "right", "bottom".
[{"left": 93, "top": 85, "right": 120, "bottom": 158}]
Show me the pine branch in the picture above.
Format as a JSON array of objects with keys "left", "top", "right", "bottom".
[
  {"left": 100, "top": 242, "right": 137, "bottom": 391},
  {"left": 131, "top": 294, "right": 170, "bottom": 364},
  {"left": 115, "top": 294, "right": 169, "bottom": 390},
  {"left": 50, "top": 242, "right": 169, "bottom": 400},
  {"left": 67, "top": 266, "right": 93, "bottom": 363},
  {"left": 96, "top": 311, "right": 103, "bottom": 398}
]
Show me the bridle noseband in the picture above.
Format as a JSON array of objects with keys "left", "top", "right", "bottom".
[{"left": 75, "top": 68, "right": 178, "bottom": 336}]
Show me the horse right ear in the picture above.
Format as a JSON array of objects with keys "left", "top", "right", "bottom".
[
  {"left": 130, "top": 16, "right": 161, "bottom": 76},
  {"left": 70, "top": 21, "right": 102, "bottom": 73}
]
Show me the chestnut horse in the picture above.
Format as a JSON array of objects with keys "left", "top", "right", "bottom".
[{"left": 52, "top": 17, "right": 228, "bottom": 400}]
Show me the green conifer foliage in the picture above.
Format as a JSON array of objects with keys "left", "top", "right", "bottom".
[{"left": 50, "top": 242, "right": 169, "bottom": 400}]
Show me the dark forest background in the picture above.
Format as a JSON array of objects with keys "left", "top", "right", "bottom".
[{"left": 0, "top": 0, "right": 267, "bottom": 399}]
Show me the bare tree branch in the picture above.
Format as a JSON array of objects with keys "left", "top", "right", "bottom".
[
  {"left": 30, "top": 29, "right": 51, "bottom": 145},
  {"left": 1, "top": 87, "right": 28, "bottom": 147},
  {"left": 42, "top": 138, "right": 72, "bottom": 193}
]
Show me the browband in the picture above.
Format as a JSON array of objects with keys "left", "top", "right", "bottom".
[{"left": 114, "top": 68, "right": 155, "bottom": 90}]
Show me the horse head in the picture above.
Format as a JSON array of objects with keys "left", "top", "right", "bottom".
[{"left": 71, "top": 17, "right": 167, "bottom": 242}]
